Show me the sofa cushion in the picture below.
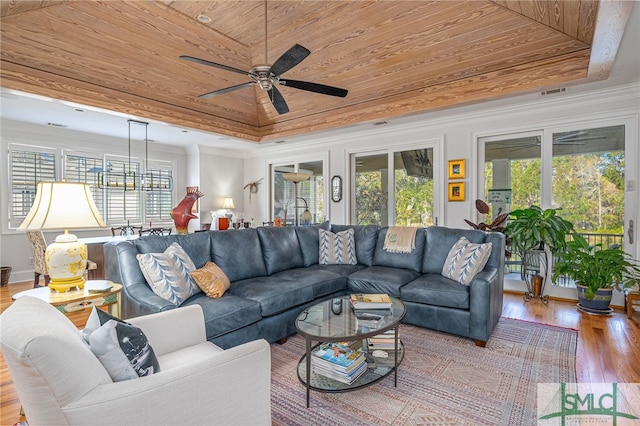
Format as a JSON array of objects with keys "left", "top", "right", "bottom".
[
  {"left": 331, "top": 224, "right": 379, "bottom": 266},
  {"left": 136, "top": 242, "right": 201, "bottom": 305},
  {"left": 295, "top": 221, "right": 331, "bottom": 266},
  {"left": 227, "top": 276, "right": 315, "bottom": 316},
  {"left": 372, "top": 227, "right": 426, "bottom": 272},
  {"left": 401, "top": 274, "right": 470, "bottom": 309},
  {"left": 181, "top": 293, "right": 262, "bottom": 339},
  {"left": 257, "top": 226, "right": 304, "bottom": 275},
  {"left": 347, "top": 265, "right": 421, "bottom": 297},
  {"left": 423, "top": 226, "right": 489, "bottom": 273},
  {"left": 442, "top": 237, "right": 492, "bottom": 285},
  {"left": 210, "top": 229, "right": 267, "bottom": 282},
  {"left": 83, "top": 307, "right": 160, "bottom": 382},
  {"left": 190, "top": 261, "right": 231, "bottom": 298},
  {"left": 134, "top": 232, "right": 212, "bottom": 268},
  {"left": 319, "top": 228, "right": 357, "bottom": 265},
  {"left": 272, "top": 267, "right": 348, "bottom": 298}
]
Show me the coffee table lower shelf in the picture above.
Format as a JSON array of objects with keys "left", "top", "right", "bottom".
[{"left": 296, "top": 342, "right": 404, "bottom": 404}]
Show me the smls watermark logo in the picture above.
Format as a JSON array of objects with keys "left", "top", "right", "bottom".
[{"left": 538, "top": 383, "right": 640, "bottom": 425}]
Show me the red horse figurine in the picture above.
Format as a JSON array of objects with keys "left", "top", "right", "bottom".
[{"left": 171, "top": 187, "right": 204, "bottom": 234}]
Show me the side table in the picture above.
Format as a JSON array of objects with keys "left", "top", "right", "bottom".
[
  {"left": 626, "top": 290, "right": 640, "bottom": 319},
  {"left": 12, "top": 283, "right": 123, "bottom": 318}
]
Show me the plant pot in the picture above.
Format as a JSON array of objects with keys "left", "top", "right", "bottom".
[{"left": 576, "top": 284, "right": 613, "bottom": 311}]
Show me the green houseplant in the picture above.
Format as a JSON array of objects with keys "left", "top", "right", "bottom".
[
  {"left": 503, "top": 206, "right": 575, "bottom": 301},
  {"left": 552, "top": 233, "right": 640, "bottom": 312}
]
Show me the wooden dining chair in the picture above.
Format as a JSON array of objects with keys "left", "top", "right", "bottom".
[
  {"left": 139, "top": 227, "right": 172, "bottom": 236},
  {"left": 111, "top": 226, "right": 142, "bottom": 237}
]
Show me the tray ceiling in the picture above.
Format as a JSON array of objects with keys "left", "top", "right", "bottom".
[{"left": 0, "top": 0, "right": 632, "bottom": 143}]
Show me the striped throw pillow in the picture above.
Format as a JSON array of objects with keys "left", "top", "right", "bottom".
[
  {"left": 442, "top": 237, "right": 492, "bottom": 285},
  {"left": 319, "top": 228, "right": 357, "bottom": 265}
]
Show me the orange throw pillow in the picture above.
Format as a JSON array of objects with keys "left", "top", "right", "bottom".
[{"left": 190, "top": 261, "right": 230, "bottom": 299}]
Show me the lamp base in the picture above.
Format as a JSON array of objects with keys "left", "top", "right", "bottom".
[
  {"left": 49, "top": 277, "right": 85, "bottom": 293},
  {"left": 46, "top": 231, "right": 88, "bottom": 293}
]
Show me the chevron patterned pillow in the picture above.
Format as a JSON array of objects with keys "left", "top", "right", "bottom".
[
  {"left": 136, "top": 242, "right": 201, "bottom": 304},
  {"left": 442, "top": 237, "right": 492, "bottom": 285},
  {"left": 319, "top": 228, "right": 357, "bottom": 265}
]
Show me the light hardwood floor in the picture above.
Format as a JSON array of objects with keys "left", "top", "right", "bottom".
[{"left": 1, "top": 281, "right": 639, "bottom": 425}]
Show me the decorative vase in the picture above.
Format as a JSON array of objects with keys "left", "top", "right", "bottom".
[
  {"left": 170, "top": 188, "right": 204, "bottom": 234},
  {"left": 576, "top": 284, "right": 613, "bottom": 311}
]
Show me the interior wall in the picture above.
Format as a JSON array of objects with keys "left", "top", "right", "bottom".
[
  {"left": 0, "top": 119, "right": 188, "bottom": 284},
  {"left": 245, "top": 83, "right": 639, "bottom": 229}
]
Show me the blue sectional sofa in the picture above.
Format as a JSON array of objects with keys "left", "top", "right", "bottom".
[{"left": 104, "top": 224, "right": 505, "bottom": 348}]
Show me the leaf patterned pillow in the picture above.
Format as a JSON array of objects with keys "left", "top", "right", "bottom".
[
  {"left": 136, "top": 242, "right": 201, "bottom": 305},
  {"left": 319, "top": 228, "right": 357, "bottom": 265},
  {"left": 442, "top": 237, "right": 492, "bottom": 285}
]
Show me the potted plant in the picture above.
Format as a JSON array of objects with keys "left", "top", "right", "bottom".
[
  {"left": 503, "top": 206, "right": 575, "bottom": 300},
  {"left": 464, "top": 199, "right": 509, "bottom": 233},
  {"left": 552, "top": 234, "right": 640, "bottom": 312}
]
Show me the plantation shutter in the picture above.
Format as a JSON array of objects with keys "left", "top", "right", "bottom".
[
  {"left": 104, "top": 157, "right": 142, "bottom": 224},
  {"left": 9, "top": 145, "right": 57, "bottom": 228},
  {"left": 63, "top": 153, "right": 105, "bottom": 217},
  {"left": 145, "top": 160, "right": 174, "bottom": 222}
]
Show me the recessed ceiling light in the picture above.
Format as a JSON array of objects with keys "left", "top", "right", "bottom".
[
  {"left": 197, "top": 14, "right": 211, "bottom": 24},
  {"left": 373, "top": 121, "right": 388, "bottom": 126},
  {"left": 274, "top": 140, "right": 286, "bottom": 144},
  {"left": 74, "top": 108, "right": 85, "bottom": 112},
  {"left": 181, "top": 130, "right": 188, "bottom": 133}
]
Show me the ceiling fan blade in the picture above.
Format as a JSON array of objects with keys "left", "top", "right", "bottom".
[
  {"left": 268, "top": 86, "right": 289, "bottom": 114},
  {"left": 279, "top": 79, "right": 348, "bottom": 97},
  {"left": 199, "top": 82, "right": 254, "bottom": 99},
  {"left": 269, "top": 44, "right": 311, "bottom": 76},
  {"left": 180, "top": 55, "right": 249, "bottom": 76}
]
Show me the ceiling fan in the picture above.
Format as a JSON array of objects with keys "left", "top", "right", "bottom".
[{"left": 180, "top": 2, "right": 347, "bottom": 114}]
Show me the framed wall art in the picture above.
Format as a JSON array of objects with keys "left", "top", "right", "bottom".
[
  {"left": 448, "top": 159, "right": 466, "bottom": 179},
  {"left": 448, "top": 182, "right": 465, "bottom": 202}
]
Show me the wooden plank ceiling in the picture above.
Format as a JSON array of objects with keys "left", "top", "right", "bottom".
[{"left": 0, "top": 0, "right": 631, "bottom": 143}]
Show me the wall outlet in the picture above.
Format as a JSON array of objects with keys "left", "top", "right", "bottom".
[{"left": 28, "top": 257, "right": 34, "bottom": 265}]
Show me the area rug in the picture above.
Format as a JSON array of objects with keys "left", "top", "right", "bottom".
[{"left": 270, "top": 318, "right": 577, "bottom": 425}]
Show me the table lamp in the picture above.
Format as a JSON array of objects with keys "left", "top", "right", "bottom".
[
  {"left": 18, "top": 182, "right": 107, "bottom": 292},
  {"left": 222, "top": 197, "right": 235, "bottom": 222}
]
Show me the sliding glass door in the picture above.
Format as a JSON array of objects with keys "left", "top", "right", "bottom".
[{"left": 352, "top": 147, "right": 436, "bottom": 227}]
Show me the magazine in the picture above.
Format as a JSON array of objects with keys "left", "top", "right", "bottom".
[{"left": 349, "top": 293, "right": 392, "bottom": 309}]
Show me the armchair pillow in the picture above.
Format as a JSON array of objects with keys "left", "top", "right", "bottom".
[
  {"left": 442, "top": 237, "right": 492, "bottom": 285},
  {"left": 136, "top": 242, "right": 201, "bottom": 304},
  {"left": 190, "top": 261, "right": 231, "bottom": 298},
  {"left": 319, "top": 228, "right": 357, "bottom": 265},
  {"left": 83, "top": 307, "right": 160, "bottom": 382}
]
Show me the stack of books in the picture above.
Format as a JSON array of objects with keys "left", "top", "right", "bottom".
[
  {"left": 349, "top": 293, "right": 392, "bottom": 310},
  {"left": 311, "top": 342, "right": 367, "bottom": 384},
  {"left": 367, "top": 329, "right": 398, "bottom": 351},
  {"left": 355, "top": 311, "right": 384, "bottom": 329}
]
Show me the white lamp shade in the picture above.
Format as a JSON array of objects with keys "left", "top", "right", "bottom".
[
  {"left": 18, "top": 182, "right": 106, "bottom": 231},
  {"left": 222, "top": 197, "right": 235, "bottom": 210}
]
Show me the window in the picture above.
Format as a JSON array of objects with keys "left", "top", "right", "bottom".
[
  {"left": 8, "top": 144, "right": 175, "bottom": 228},
  {"left": 145, "top": 161, "right": 174, "bottom": 223},
  {"left": 104, "top": 156, "right": 142, "bottom": 224},
  {"left": 270, "top": 159, "right": 324, "bottom": 225},
  {"left": 9, "top": 145, "right": 57, "bottom": 228},
  {"left": 63, "top": 152, "right": 104, "bottom": 216},
  {"left": 352, "top": 147, "right": 435, "bottom": 226}
]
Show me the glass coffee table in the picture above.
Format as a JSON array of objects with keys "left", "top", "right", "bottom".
[{"left": 295, "top": 295, "right": 406, "bottom": 407}]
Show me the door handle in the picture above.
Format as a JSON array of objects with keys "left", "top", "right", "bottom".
[{"left": 628, "top": 219, "right": 634, "bottom": 244}]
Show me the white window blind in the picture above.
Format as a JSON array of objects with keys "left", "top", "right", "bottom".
[
  {"left": 145, "top": 160, "right": 173, "bottom": 223},
  {"left": 104, "top": 157, "right": 142, "bottom": 224},
  {"left": 63, "top": 152, "right": 105, "bottom": 217},
  {"left": 9, "top": 145, "right": 57, "bottom": 228}
]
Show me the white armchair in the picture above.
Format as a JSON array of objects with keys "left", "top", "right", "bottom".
[{"left": 0, "top": 297, "right": 271, "bottom": 425}]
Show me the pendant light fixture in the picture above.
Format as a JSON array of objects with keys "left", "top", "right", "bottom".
[{"left": 98, "top": 120, "right": 173, "bottom": 191}]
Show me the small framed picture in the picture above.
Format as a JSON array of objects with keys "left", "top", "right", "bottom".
[
  {"left": 448, "top": 159, "right": 466, "bottom": 179},
  {"left": 448, "top": 182, "right": 465, "bottom": 202}
]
